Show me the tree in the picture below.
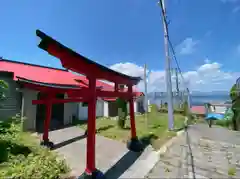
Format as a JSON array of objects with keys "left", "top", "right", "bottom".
[
  {"left": 116, "top": 84, "right": 128, "bottom": 129},
  {"left": 116, "top": 97, "right": 128, "bottom": 129},
  {"left": 230, "top": 84, "right": 240, "bottom": 130}
]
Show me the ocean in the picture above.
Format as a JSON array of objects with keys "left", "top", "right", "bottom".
[{"left": 149, "top": 94, "right": 230, "bottom": 107}]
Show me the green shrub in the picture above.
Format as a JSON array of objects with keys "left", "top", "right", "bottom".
[
  {"left": 182, "top": 101, "right": 190, "bottom": 116},
  {"left": 117, "top": 118, "right": 125, "bottom": 129},
  {"left": 215, "top": 120, "right": 232, "bottom": 128},
  {"left": 150, "top": 104, "right": 158, "bottom": 113},
  {"left": 214, "top": 108, "right": 234, "bottom": 129},
  {"left": 0, "top": 150, "right": 69, "bottom": 179},
  {"left": 158, "top": 107, "right": 184, "bottom": 115},
  {"left": 0, "top": 140, "right": 8, "bottom": 163},
  {"left": 186, "top": 113, "right": 198, "bottom": 125},
  {"left": 0, "top": 117, "right": 69, "bottom": 178},
  {"left": 158, "top": 108, "right": 168, "bottom": 113}
]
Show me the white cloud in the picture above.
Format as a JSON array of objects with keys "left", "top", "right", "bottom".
[
  {"left": 110, "top": 61, "right": 239, "bottom": 92},
  {"left": 176, "top": 38, "right": 198, "bottom": 55},
  {"left": 221, "top": 0, "right": 240, "bottom": 3},
  {"left": 110, "top": 62, "right": 145, "bottom": 78},
  {"left": 204, "top": 31, "right": 212, "bottom": 37},
  {"left": 232, "top": 6, "right": 240, "bottom": 13},
  {"left": 204, "top": 58, "right": 210, "bottom": 64},
  {"left": 221, "top": 0, "right": 240, "bottom": 13},
  {"left": 237, "top": 44, "right": 240, "bottom": 54}
]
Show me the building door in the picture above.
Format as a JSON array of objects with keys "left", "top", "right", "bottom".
[
  {"left": 108, "top": 101, "right": 118, "bottom": 117},
  {"left": 36, "top": 93, "right": 64, "bottom": 132},
  {"left": 36, "top": 92, "right": 46, "bottom": 132},
  {"left": 51, "top": 93, "right": 64, "bottom": 130}
]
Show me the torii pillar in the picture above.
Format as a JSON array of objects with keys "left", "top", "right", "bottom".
[
  {"left": 40, "top": 93, "right": 55, "bottom": 148},
  {"left": 126, "top": 84, "right": 143, "bottom": 152},
  {"left": 79, "top": 77, "right": 105, "bottom": 179}
]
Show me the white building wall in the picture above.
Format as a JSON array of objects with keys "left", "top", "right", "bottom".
[
  {"left": 22, "top": 89, "right": 37, "bottom": 131},
  {"left": 134, "top": 101, "right": 137, "bottom": 113},
  {"left": 103, "top": 101, "right": 109, "bottom": 117},
  {"left": 78, "top": 102, "right": 88, "bottom": 120},
  {"left": 127, "top": 101, "right": 138, "bottom": 113},
  {"left": 23, "top": 92, "right": 78, "bottom": 130},
  {"left": 77, "top": 99, "right": 109, "bottom": 120},
  {"left": 64, "top": 103, "right": 74, "bottom": 125},
  {"left": 64, "top": 94, "right": 78, "bottom": 125},
  {"left": 96, "top": 100, "right": 104, "bottom": 117},
  {"left": 76, "top": 97, "right": 144, "bottom": 120}
]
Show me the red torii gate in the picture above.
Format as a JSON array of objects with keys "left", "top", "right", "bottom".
[{"left": 32, "top": 30, "right": 143, "bottom": 179}]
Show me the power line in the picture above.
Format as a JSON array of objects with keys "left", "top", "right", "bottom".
[
  {"left": 159, "top": 0, "right": 187, "bottom": 89},
  {"left": 158, "top": 0, "right": 191, "bottom": 110},
  {"left": 168, "top": 39, "right": 185, "bottom": 85}
]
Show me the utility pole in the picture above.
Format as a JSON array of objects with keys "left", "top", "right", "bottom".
[
  {"left": 186, "top": 88, "right": 191, "bottom": 110},
  {"left": 175, "top": 68, "right": 179, "bottom": 96},
  {"left": 144, "top": 64, "right": 148, "bottom": 113},
  {"left": 144, "top": 64, "right": 148, "bottom": 127},
  {"left": 159, "top": 0, "right": 174, "bottom": 130},
  {"left": 174, "top": 68, "right": 180, "bottom": 108}
]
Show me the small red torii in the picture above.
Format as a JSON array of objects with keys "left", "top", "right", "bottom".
[{"left": 30, "top": 30, "right": 143, "bottom": 179}]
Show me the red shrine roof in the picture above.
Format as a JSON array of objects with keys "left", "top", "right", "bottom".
[
  {"left": 0, "top": 59, "right": 143, "bottom": 100},
  {"left": 0, "top": 59, "right": 88, "bottom": 87}
]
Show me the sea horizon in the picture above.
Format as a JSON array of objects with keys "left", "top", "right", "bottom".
[{"left": 149, "top": 93, "right": 230, "bottom": 107}]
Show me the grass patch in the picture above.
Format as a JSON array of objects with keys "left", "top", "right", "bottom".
[
  {"left": 0, "top": 117, "right": 69, "bottom": 178},
  {"left": 79, "top": 112, "right": 185, "bottom": 150},
  {"left": 228, "top": 166, "right": 236, "bottom": 176}
]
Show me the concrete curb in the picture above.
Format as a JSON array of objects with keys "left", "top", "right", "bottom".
[
  {"left": 156, "top": 129, "right": 185, "bottom": 156},
  {"left": 157, "top": 116, "right": 188, "bottom": 155},
  {"left": 121, "top": 117, "right": 188, "bottom": 178}
]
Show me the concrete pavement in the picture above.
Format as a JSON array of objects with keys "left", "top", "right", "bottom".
[
  {"left": 39, "top": 123, "right": 240, "bottom": 179},
  {"left": 146, "top": 124, "right": 240, "bottom": 178},
  {"left": 43, "top": 126, "right": 155, "bottom": 179}
]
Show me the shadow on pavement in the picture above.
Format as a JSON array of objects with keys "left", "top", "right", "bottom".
[
  {"left": 96, "top": 125, "right": 115, "bottom": 133},
  {"left": 104, "top": 134, "right": 158, "bottom": 179},
  {"left": 174, "top": 127, "right": 185, "bottom": 132},
  {"left": 52, "top": 134, "right": 86, "bottom": 150},
  {"left": 50, "top": 125, "right": 115, "bottom": 150}
]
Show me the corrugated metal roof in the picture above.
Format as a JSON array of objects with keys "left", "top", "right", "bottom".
[
  {"left": 0, "top": 59, "right": 143, "bottom": 101},
  {"left": 191, "top": 106, "right": 206, "bottom": 114},
  {"left": 0, "top": 59, "right": 87, "bottom": 87},
  {"left": 0, "top": 59, "right": 114, "bottom": 89}
]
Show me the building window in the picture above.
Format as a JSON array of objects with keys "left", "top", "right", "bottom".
[
  {"left": 82, "top": 102, "right": 88, "bottom": 107},
  {"left": 118, "top": 84, "right": 125, "bottom": 89}
]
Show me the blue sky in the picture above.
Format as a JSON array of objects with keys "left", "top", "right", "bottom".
[{"left": 1, "top": 0, "right": 240, "bottom": 92}]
